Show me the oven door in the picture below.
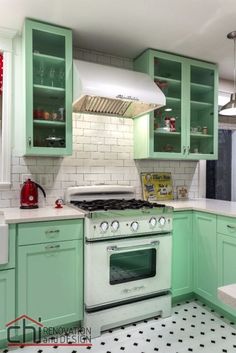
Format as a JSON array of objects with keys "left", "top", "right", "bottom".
[{"left": 85, "top": 234, "right": 172, "bottom": 309}]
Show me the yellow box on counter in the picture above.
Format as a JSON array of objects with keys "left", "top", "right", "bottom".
[{"left": 141, "top": 172, "right": 174, "bottom": 201}]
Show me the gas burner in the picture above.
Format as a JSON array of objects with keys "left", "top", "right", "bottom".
[{"left": 70, "top": 198, "right": 166, "bottom": 212}]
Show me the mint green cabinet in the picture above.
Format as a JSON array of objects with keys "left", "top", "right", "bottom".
[
  {"left": 172, "top": 212, "right": 193, "bottom": 298},
  {"left": 18, "top": 239, "right": 83, "bottom": 327},
  {"left": 134, "top": 49, "right": 218, "bottom": 160},
  {"left": 193, "top": 212, "right": 217, "bottom": 302},
  {"left": 23, "top": 19, "right": 72, "bottom": 156},
  {"left": 0, "top": 270, "right": 15, "bottom": 343},
  {"left": 217, "top": 233, "right": 236, "bottom": 286}
]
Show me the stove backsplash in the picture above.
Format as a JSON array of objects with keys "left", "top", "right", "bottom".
[{"left": 0, "top": 48, "right": 199, "bottom": 207}]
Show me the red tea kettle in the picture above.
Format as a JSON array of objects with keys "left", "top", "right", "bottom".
[{"left": 20, "top": 179, "right": 46, "bottom": 209}]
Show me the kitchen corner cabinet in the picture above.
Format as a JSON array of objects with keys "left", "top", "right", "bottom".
[
  {"left": 134, "top": 49, "right": 218, "bottom": 160},
  {"left": 193, "top": 212, "right": 217, "bottom": 302},
  {"left": 172, "top": 212, "right": 193, "bottom": 298},
  {"left": 17, "top": 220, "right": 83, "bottom": 328},
  {"left": 216, "top": 216, "right": 236, "bottom": 316},
  {"left": 23, "top": 19, "right": 73, "bottom": 156}
]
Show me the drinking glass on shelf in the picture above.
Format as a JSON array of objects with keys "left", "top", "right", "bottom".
[
  {"left": 58, "top": 68, "right": 65, "bottom": 88},
  {"left": 39, "top": 62, "right": 45, "bottom": 85},
  {"left": 49, "top": 67, "right": 55, "bottom": 87}
]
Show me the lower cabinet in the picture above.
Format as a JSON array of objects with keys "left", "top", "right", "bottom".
[
  {"left": 193, "top": 212, "right": 217, "bottom": 302},
  {"left": 18, "top": 239, "right": 83, "bottom": 327},
  {"left": 172, "top": 211, "right": 193, "bottom": 298},
  {"left": 217, "top": 232, "right": 236, "bottom": 316},
  {"left": 0, "top": 269, "right": 15, "bottom": 341}
]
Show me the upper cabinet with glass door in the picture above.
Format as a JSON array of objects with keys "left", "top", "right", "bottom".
[
  {"left": 23, "top": 19, "right": 72, "bottom": 156},
  {"left": 133, "top": 49, "right": 218, "bottom": 160}
]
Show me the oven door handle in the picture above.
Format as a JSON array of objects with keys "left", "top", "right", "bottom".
[{"left": 106, "top": 240, "right": 160, "bottom": 253}]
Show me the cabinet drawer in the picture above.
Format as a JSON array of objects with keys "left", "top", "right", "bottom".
[
  {"left": 217, "top": 216, "right": 236, "bottom": 237},
  {"left": 18, "top": 219, "right": 83, "bottom": 245}
]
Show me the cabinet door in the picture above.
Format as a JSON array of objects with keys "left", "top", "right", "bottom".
[
  {"left": 193, "top": 212, "right": 217, "bottom": 302},
  {"left": 18, "top": 240, "right": 83, "bottom": 327},
  {"left": 0, "top": 269, "right": 15, "bottom": 342},
  {"left": 172, "top": 212, "right": 193, "bottom": 298},
  {"left": 24, "top": 19, "right": 72, "bottom": 156},
  {"left": 217, "top": 233, "right": 236, "bottom": 315},
  {"left": 186, "top": 61, "right": 218, "bottom": 160},
  {"left": 134, "top": 50, "right": 188, "bottom": 159},
  {"left": 134, "top": 49, "right": 218, "bottom": 160}
]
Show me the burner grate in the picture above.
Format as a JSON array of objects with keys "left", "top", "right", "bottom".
[{"left": 70, "top": 198, "right": 165, "bottom": 212}]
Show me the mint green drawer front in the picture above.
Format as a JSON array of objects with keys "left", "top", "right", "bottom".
[
  {"left": 18, "top": 219, "right": 83, "bottom": 245},
  {"left": 217, "top": 216, "right": 236, "bottom": 237}
]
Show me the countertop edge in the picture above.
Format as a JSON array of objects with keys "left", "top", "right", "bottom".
[{"left": 4, "top": 214, "right": 85, "bottom": 224}]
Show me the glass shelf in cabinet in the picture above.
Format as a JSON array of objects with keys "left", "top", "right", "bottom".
[
  {"left": 33, "top": 52, "right": 65, "bottom": 63},
  {"left": 33, "top": 119, "right": 66, "bottom": 127},
  {"left": 33, "top": 84, "right": 65, "bottom": 98}
]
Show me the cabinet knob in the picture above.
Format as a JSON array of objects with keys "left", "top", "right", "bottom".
[{"left": 28, "top": 137, "right": 32, "bottom": 147}]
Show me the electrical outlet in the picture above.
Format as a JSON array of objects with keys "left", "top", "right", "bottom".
[{"left": 21, "top": 174, "right": 32, "bottom": 184}]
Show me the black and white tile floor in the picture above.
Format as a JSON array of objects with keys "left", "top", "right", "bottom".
[{"left": 2, "top": 299, "right": 236, "bottom": 353}]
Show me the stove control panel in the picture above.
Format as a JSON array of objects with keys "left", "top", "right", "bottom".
[{"left": 85, "top": 215, "right": 172, "bottom": 240}]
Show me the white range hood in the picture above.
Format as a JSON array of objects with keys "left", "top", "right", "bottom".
[{"left": 73, "top": 60, "right": 166, "bottom": 118}]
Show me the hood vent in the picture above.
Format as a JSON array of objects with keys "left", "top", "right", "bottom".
[
  {"left": 77, "top": 95, "right": 131, "bottom": 116},
  {"left": 73, "top": 60, "right": 166, "bottom": 118}
]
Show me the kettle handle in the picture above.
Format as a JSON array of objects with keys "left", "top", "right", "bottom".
[{"left": 34, "top": 182, "right": 46, "bottom": 198}]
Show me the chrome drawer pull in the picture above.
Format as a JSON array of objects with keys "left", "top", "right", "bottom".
[
  {"left": 45, "top": 244, "right": 61, "bottom": 250},
  {"left": 45, "top": 229, "right": 60, "bottom": 235},
  {"left": 227, "top": 225, "right": 236, "bottom": 229}
]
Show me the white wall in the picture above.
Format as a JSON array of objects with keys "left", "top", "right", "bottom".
[{"left": 0, "top": 47, "right": 200, "bottom": 207}]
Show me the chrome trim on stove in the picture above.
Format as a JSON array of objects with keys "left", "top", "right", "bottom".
[{"left": 106, "top": 240, "right": 160, "bottom": 252}]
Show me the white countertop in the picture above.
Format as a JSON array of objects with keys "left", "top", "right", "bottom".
[
  {"left": 0, "top": 205, "right": 85, "bottom": 224},
  {"left": 2, "top": 199, "right": 236, "bottom": 224},
  {"left": 164, "top": 198, "right": 236, "bottom": 217}
]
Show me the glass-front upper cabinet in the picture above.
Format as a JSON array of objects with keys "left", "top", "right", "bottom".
[
  {"left": 189, "top": 65, "right": 216, "bottom": 156},
  {"left": 133, "top": 49, "right": 218, "bottom": 160},
  {"left": 153, "top": 56, "right": 183, "bottom": 155},
  {"left": 23, "top": 19, "right": 72, "bottom": 156}
]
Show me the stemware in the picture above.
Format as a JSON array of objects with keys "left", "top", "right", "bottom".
[
  {"left": 49, "top": 67, "right": 55, "bottom": 87},
  {"left": 58, "top": 68, "right": 65, "bottom": 88},
  {"left": 38, "top": 61, "right": 45, "bottom": 85}
]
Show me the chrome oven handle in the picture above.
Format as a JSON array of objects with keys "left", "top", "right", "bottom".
[{"left": 107, "top": 240, "right": 160, "bottom": 253}]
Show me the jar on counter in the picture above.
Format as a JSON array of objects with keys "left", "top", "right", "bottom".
[{"left": 202, "top": 126, "right": 208, "bottom": 134}]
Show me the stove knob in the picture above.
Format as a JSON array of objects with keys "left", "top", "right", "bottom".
[
  {"left": 111, "top": 220, "right": 119, "bottom": 232},
  {"left": 130, "top": 221, "right": 139, "bottom": 232},
  {"left": 149, "top": 217, "right": 157, "bottom": 228},
  {"left": 158, "top": 216, "right": 166, "bottom": 227},
  {"left": 100, "top": 221, "right": 109, "bottom": 233}
]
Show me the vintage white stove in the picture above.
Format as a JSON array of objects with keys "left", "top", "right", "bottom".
[{"left": 66, "top": 185, "right": 173, "bottom": 338}]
